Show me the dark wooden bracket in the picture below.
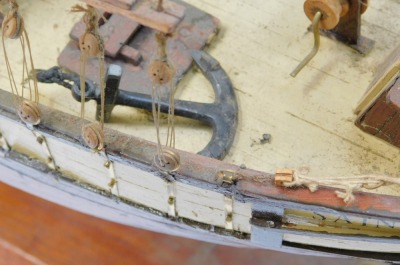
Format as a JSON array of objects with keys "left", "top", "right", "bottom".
[
  {"left": 319, "top": 0, "right": 374, "bottom": 54},
  {"left": 355, "top": 45, "right": 400, "bottom": 148},
  {"left": 356, "top": 76, "right": 400, "bottom": 147}
]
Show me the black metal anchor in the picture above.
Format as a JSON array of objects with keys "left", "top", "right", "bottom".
[{"left": 37, "top": 51, "right": 238, "bottom": 160}]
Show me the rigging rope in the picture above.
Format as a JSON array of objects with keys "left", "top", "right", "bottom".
[
  {"left": 148, "top": 32, "right": 180, "bottom": 173},
  {"left": 2, "top": 0, "right": 40, "bottom": 125},
  {"left": 1, "top": 0, "right": 58, "bottom": 171},
  {"left": 284, "top": 171, "right": 400, "bottom": 204},
  {"left": 71, "top": 4, "right": 106, "bottom": 151}
]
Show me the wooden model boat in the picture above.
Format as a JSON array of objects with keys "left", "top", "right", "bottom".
[{"left": 0, "top": 0, "right": 399, "bottom": 262}]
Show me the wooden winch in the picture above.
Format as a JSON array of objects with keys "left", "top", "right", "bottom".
[{"left": 304, "top": 0, "right": 372, "bottom": 53}]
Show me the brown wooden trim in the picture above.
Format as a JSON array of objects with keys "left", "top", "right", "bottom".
[
  {"left": 238, "top": 180, "right": 400, "bottom": 219},
  {"left": 0, "top": 183, "right": 353, "bottom": 264}
]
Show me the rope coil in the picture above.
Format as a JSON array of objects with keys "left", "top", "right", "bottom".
[{"left": 284, "top": 171, "right": 400, "bottom": 204}]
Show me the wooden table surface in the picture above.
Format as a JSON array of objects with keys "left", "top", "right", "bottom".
[{"left": 0, "top": 182, "right": 384, "bottom": 265}]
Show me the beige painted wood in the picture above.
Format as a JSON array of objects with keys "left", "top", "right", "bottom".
[{"left": 0, "top": 1, "right": 400, "bottom": 198}]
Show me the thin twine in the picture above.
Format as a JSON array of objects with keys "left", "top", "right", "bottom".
[
  {"left": 284, "top": 172, "right": 400, "bottom": 204},
  {"left": 158, "top": 32, "right": 176, "bottom": 150},
  {"left": 23, "top": 29, "right": 39, "bottom": 104},
  {"left": 166, "top": 81, "right": 176, "bottom": 148},
  {"left": 156, "top": 34, "right": 166, "bottom": 157},
  {"left": 8, "top": 0, "right": 18, "bottom": 10},
  {"left": 99, "top": 54, "right": 105, "bottom": 130},
  {"left": 359, "top": 0, "right": 368, "bottom": 8},
  {"left": 20, "top": 34, "right": 25, "bottom": 99},
  {"left": 150, "top": 32, "right": 177, "bottom": 168},
  {"left": 2, "top": 3, "right": 38, "bottom": 111},
  {"left": 20, "top": 30, "right": 39, "bottom": 103},
  {"left": 2, "top": 28, "right": 20, "bottom": 106},
  {"left": 79, "top": 51, "right": 87, "bottom": 126},
  {"left": 72, "top": 5, "right": 105, "bottom": 138},
  {"left": 151, "top": 82, "right": 164, "bottom": 163}
]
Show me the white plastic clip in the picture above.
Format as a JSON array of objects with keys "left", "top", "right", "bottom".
[
  {"left": 102, "top": 151, "right": 120, "bottom": 197},
  {"left": 0, "top": 132, "right": 10, "bottom": 157},
  {"left": 224, "top": 195, "right": 234, "bottom": 230},
  {"left": 216, "top": 170, "right": 236, "bottom": 185},
  {"left": 167, "top": 182, "right": 177, "bottom": 217},
  {"left": 32, "top": 131, "right": 57, "bottom": 170}
]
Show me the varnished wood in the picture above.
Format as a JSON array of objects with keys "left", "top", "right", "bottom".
[
  {"left": 102, "top": 0, "right": 136, "bottom": 10},
  {"left": 81, "top": 0, "right": 182, "bottom": 33},
  {"left": 304, "top": 0, "right": 342, "bottom": 29},
  {"left": 0, "top": 182, "right": 379, "bottom": 265},
  {"left": 0, "top": 182, "right": 209, "bottom": 265},
  {"left": 274, "top": 169, "right": 295, "bottom": 186}
]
